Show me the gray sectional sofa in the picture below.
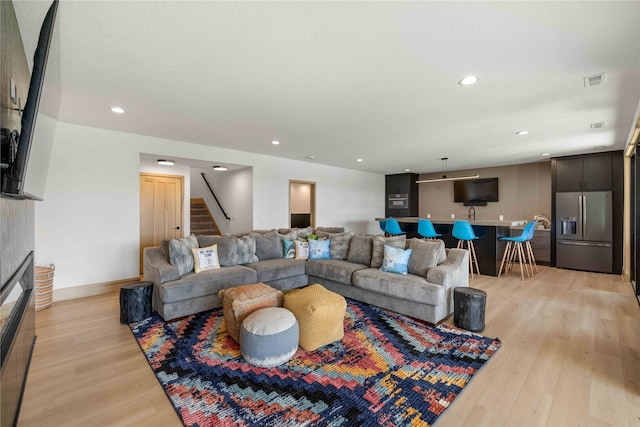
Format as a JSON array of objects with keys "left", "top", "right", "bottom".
[{"left": 143, "top": 227, "right": 469, "bottom": 324}]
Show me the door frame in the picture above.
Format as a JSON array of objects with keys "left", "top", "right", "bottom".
[{"left": 288, "top": 180, "right": 316, "bottom": 228}]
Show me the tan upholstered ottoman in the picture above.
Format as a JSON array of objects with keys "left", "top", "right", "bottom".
[
  {"left": 218, "top": 283, "right": 283, "bottom": 343},
  {"left": 283, "top": 284, "right": 347, "bottom": 351}
]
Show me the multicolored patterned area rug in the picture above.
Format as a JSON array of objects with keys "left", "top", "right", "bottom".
[{"left": 130, "top": 299, "right": 500, "bottom": 427}]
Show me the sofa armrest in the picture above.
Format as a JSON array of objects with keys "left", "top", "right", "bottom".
[
  {"left": 143, "top": 247, "right": 180, "bottom": 285},
  {"left": 427, "top": 248, "right": 469, "bottom": 316},
  {"left": 427, "top": 248, "right": 469, "bottom": 287}
]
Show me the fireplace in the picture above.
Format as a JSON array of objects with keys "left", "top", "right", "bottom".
[{"left": 0, "top": 249, "right": 36, "bottom": 426}]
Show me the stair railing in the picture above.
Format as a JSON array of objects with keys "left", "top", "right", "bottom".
[{"left": 200, "top": 173, "right": 231, "bottom": 220}]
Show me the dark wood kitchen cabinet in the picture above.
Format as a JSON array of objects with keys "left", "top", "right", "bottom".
[
  {"left": 385, "top": 173, "right": 418, "bottom": 217},
  {"left": 555, "top": 154, "right": 613, "bottom": 192}
]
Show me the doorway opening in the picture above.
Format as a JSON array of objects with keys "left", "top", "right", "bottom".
[
  {"left": 140, "top": 173, "right": 184, "bottom": 274},
  {"left": 289, "top": 180, "right": 315, "bottom": 228}
]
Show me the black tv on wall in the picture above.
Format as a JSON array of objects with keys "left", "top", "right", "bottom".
[
  {"left": 454, "top": 178, "right": 499, "bottom": 206},
  {"left": 1, "top": 0, "right": 59, "bottom": 200}
]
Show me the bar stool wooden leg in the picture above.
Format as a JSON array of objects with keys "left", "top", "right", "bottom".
[
  {"left": 498, "top": 241, "right": 511, "bottom": 277},
  {"left": 469, "top": 241, "right": 480, "bottom": 276},
  {"left": 526, "top": 241, "right": 538, "bottom": 274}
]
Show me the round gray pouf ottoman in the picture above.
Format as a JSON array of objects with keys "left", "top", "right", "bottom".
[
  {"left": 240, "top": 307, "right": 299, "bottom": 368},
  {"left": 453, "top": 287, "right": 487, "bottom": 332}
]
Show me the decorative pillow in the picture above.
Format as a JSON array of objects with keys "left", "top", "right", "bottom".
[
  {"left": 169, "top": 235, "right": 199, "bottom": 276},
  {"left": 371, "top": 235, "right": 406, "bottom": 268},
  {"left": 252, "top": 230, "right": 283, "bottom": 261},
  {"left": 283, "top": 239, "right": 296, "bottom": 259},
  {"left": 308, "top": 238, "right": 331, "bottom": 260},
  {"left": 407, "top": 238, "right": 446, "bottom": 277},
  {"left": 197, "top": 235, "right": 238, "bottom": 266},
  {"left": 380, "top": 245, "right": 412, "bottom": 275},
  {"left": 329, "top": 232, "right": 353, "bottom": 260},
  {"left": 236, "top": 235, "right": 258, "bottom": 264},
  {"left": 191, "top": 245, "right": 221, "bottom": 273},
  {"left": 346, "top": 235, "right": 374, "bottom": 266},
  {"left": 294, "top": 240, "right": 310, "bottom": 260}
]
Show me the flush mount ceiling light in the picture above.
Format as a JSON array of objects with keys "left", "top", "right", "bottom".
[
  {"left": 405, "top": 168, "right": 411, "bottom": 172},
  {"left": 458, "top": 75, "right": 479, "bottom": 86},
  {"left": 157, "top": 159, "right": 174, "bottom": 166},
  {"left": 541, "top": 153, "right": 551, "bottom": 157},
  {"left": 356, "top": 158, "right": 363, "bottom": 162},
  {"left": 213, "top": 165, "right": 228, "bottom": 171},
  {"left": 516, "top": 130, "right": 529, "bottom": 135},
  {"left": 110, "top": 106, "right": 125, "bottom": 114},
  {"left": 416, "top": 157, "right": 479, "bottom": 183}
]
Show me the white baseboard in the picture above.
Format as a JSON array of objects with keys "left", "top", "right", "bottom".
[{"left": 52, "top": 276, "right": 142, "bottom": 302}]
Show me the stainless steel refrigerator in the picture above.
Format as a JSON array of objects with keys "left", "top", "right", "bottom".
[{"left": 555, "top": 191, "right": 612, "bottom": 273}]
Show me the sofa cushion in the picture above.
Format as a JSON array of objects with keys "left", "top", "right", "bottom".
[
  {"left": 306, "top": 259, "right": 369, "bottom": 285},
  {"left": 197, "top": 235, "right": 238, "bottom": 266},
  {"left": 315, "top": 227, "right": 345, "bottom": 235},
  {"left": 158, "top": 265, "right": 258, "bottom": 304},
  {"left": 380, "top": 245, "right": 412, "bottom": 275},
  {"left": 329, "top": 232, "right": 353, "bottom": 260},
  {"left": 160, "top": 239, "right": 170, "bottom": 262},
  {"left": 352, "top": 269, "right": 445, "bottom": 306},
  {"left": 347, "top": 235, "right": 374, "bottom": 266},
  {"left": 236, "top": 235, "right": 259, "bottom": 264},
  {"left": 169, "top": 235, "right": 198, "bottom": 276},
  {"left": 370, "top": 235, "right": 406, "bottom": 268},
  {"left": 308, "top": 238, "right": 330, "bottom": 260},
  {"left": 407, "top": 239, "right": 446, "bottom": 277},
  {"left": 245, "top": 259, "right": 307, "bottom": 283},
  {"left": 252, "top": 230, "right": 283, "bottom": 261}
]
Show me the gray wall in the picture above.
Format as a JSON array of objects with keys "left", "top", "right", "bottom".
[{"left": 418, "top": 161, "right": 551, "bottom": 223}]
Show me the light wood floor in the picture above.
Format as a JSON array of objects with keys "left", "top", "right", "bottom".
[{"left": 18, "top": 266, "right": 640, "bottom": 426}]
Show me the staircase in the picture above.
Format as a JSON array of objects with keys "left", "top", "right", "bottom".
[{"left": 190, "top": 198, "right": 221, "bottom": 236}]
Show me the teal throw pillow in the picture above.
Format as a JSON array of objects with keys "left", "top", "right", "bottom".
[
  {"left": 283, "top": 240, "right": 295, "bottom": 259},
  {"left": 380, "top": 245, "right": 412, "bottom": 275},
  {"left": 308, "top": 238, "right": 330, "bottom": 260}
]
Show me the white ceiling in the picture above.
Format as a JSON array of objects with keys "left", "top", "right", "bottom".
[{"left": 13, "top": 1, "right": 640, "bottom": 175}]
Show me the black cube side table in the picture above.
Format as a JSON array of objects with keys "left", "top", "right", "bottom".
[
  {"left": 120, "top": 281, "right": 153, "bottom": 323},
  {"left": 453, "top": 287, "right": 487, "bottom": 332}
]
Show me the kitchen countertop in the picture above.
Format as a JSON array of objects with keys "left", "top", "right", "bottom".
[{"left": 376, "top": 217, "right": 527, "bottom": 227}]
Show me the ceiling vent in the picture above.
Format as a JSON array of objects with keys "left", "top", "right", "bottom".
[
  {"left": 590, "top": 122, "right": 606, "bottom": 129},
  {"left": 584, "top": 73, "right": 606, "bottom": 87}
]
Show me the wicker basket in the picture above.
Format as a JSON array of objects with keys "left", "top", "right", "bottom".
[{"left": 35, "top": 264, "right": 55, "bottom": 311}]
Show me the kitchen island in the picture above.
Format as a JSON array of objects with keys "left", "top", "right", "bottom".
[{"left": 376, "top": 217, "right": 528, "bottom": 276}]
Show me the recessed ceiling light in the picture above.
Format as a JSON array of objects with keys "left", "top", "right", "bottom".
[
  {"left": 458, "top": 75, "right": 479, "bottom": 86},
  {"left": 272, "top": 140, "right": 280, "bottom": 145},
  {"left": 516, "top": 130, "right": 529, "bottom": 135},
  {"left": 405, "top": 168, "right": 411, "bottom": 172},
  {"left": 110, "top": 106, "right": 125, "bottom": 114},
  {"left": 541, "top": 153, "right": 551, "bottom": 157},
  {"left": 157, "top": 159, "right": 174, "bottom": 165},
  {"left": 356, "top": 158, "right": 363, "bottom": 162},
  {"left": 213, "top": 165, "right": 228, "bottom": 171}
]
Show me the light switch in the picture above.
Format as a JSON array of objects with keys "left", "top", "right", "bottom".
[{"left": 10, "top": 78, "right": 17, "bottom": 104}]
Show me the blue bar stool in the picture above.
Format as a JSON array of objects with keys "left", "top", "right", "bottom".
[
  {"left": 378, "top": 219, "right": 387, "bottom": 236},
  {"left": 498, "top": 221, "right": 536, "bottom": 281},
  {"left": 417, "top": 219, "right": 442, "bottom": 239},
  {"left": 452, "top": 220, "right": 480, "bottom": 277},
  {"left": 524, "top": 222, "right": 538, "bottom": 274},
  {"left": 384, "top": 218, "right": 406, "bottom": 236}
]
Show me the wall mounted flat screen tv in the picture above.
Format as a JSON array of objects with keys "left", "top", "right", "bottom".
[
  {"left": 1, "top": 0, "right": 59, "bottom": 200},
  {"left": 454, "top": 178, "right": 499, "bottom": 205}
]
